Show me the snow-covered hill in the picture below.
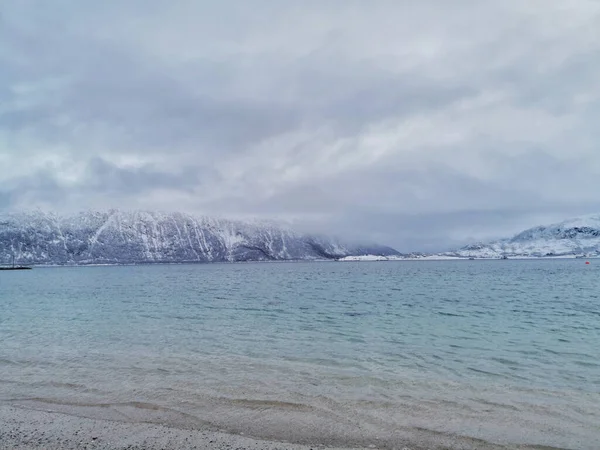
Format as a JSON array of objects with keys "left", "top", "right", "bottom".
[
  {"left": 446, "top": 215, "right": 600, "bottom": 258},
  {"left": 0, "top": 210, "right": 398, "bottom": 265}
]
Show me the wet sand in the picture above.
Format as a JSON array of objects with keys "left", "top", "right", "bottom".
[
  {"left": 0, "top": 404, "right": 563, "bottom": 450},
  {"left": 1, "top": 404, "right": 356, "bottom": 450}
]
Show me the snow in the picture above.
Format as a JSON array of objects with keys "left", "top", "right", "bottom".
[
  {"left": 445, "top": 214, "right": 600, "bottom": 258},
  {"left": 6, "top": 210, "right": 596, "bottom": 264},
  {"left": 337, "top": 254, "right": 464, "bottom": 262},
  {"left": 338, "top": 255, "right": 391, "bottom": 261},
  {"left": 0, "top": 209, "right": 399, "bottom": 265},
  {"left": 554, "top": 214, "right": 600, "bottom": 230}
]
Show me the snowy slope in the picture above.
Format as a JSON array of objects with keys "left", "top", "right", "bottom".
[
  {"left": 0, "top": 210, "right": 399, "bottom": 265},
  {"left": 446, "top": 214, "right": 600, "bottom": 258}
]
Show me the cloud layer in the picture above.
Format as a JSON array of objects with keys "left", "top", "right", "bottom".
[{"left": 1, "top": 1, "right": 600, "bottom": 251}]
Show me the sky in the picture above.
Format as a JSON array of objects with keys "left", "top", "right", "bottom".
[{"left": 1, "top": 1, "right": 600, "bottom": 252}]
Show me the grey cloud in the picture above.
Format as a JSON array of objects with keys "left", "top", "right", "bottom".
[
  {"left": 1, "top": 34, "right": 479, "bottom": 155},
  {"left": 495, "top": 49, "right": 600, "bottom": 115},
  {"left": 1, "top": 0, "right": 600, "bottom": 251},
  {"left": 84, "top": 158, "right": 208, "bottom": 194},
  {"left": 0, "top": 42, "right": 300, "bottom": 152},
  {"left": 1, "top": 2, "right": 485, "bottom": 153},
  {"left": 196, "top": 160, "right": 600, "bottom": 251},
  {"left": 0, "top": 191, "right": 12, "bottom": 209},
  {"left": 1, "top": 158, "right": 215, "bottom": 211},
  {"left": 1, "top": 171, "right": 67, "bottom": 206}
]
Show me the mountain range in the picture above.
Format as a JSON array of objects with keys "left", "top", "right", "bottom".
[
  {"left": 0, "top": 210, "right": 398, "bottom": 265},
  {"left": 444, "top": 215, "right": 600, "bottom": 259},
  {"left": 2, "top": 210, "right": 600, "bottom": 265}
]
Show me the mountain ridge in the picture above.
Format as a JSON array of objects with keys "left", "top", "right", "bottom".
[
  {"left": 0, "top": 209, "right": 399, "bottom": 265},
  {"left": 444, "top": 214, "right": 600, "bottom": 258}
]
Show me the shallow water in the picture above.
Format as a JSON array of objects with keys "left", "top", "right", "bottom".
[{"left": 1, "top": 260, "right": 599, "bottom": 448}]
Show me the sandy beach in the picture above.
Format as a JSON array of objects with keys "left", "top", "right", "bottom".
[
  {"left": 2, "top": 404, "right": 359, "bottom": 450},
  {"left": 0, "top": 403, "right": 566, "bottom": 450}
]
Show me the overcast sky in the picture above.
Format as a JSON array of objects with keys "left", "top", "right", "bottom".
[{"left": 1, "top": 1, "right": 600, "bottom": 251}]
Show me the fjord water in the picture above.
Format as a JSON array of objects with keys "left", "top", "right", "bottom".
[{"left": 1, "top": 261, "right": 599, "bottom": 449}]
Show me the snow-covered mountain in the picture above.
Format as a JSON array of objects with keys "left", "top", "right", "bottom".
[
  {"left": 0, "top": 210, "right": 399, "bottom": 265},
  {"left": 446, "top": 215, "right": 600, "bottom": 258}
]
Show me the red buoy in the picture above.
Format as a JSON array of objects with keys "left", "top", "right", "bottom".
[{"left": 586, "top": 261, "right": 590, "bottom": 265}]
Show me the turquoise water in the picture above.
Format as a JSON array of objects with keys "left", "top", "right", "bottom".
[{"left": 1, "top": 261, "right": 599, "bottom": 448}]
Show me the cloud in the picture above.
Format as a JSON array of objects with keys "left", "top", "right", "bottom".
[{"left": 1, "top": 1, "right": 600, "bottom": 251}]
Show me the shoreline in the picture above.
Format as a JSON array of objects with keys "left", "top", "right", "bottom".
[
  {"left": 11, "top": 255, "right": 597, "bottom": 269},
  {"left": 0, "top": 404, "right": 565, "bottom": 450}
]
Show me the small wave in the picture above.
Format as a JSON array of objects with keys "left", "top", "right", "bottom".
[
  {"left": 490, "top": 357, "right": 521, "bottom": 367},
  {"left": 225, "top": 398, "right": 314, "bottom": 411},
  {"left": 475, "top": 398, "right": 521, "bottom": 411},
  {"left": 573, "top": 360, "right": 600, "bottom": 368},
  {"left": 437, "top": 311, "right": 465, "bottom": 317},
  {"left": 467, "top": 367, "right": 505, "bottom": 378},
  {"left": 0, "top": 358, "right": 20, "bottom": 366}
]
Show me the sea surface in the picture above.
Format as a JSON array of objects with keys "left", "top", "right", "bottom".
[{"left": 1, "top": 260, "right": 599, "bottom": 449}]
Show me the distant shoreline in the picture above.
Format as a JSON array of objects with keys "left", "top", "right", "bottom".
[{"left": 18, "top": 255, "right": 596, "bottom": 268}]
